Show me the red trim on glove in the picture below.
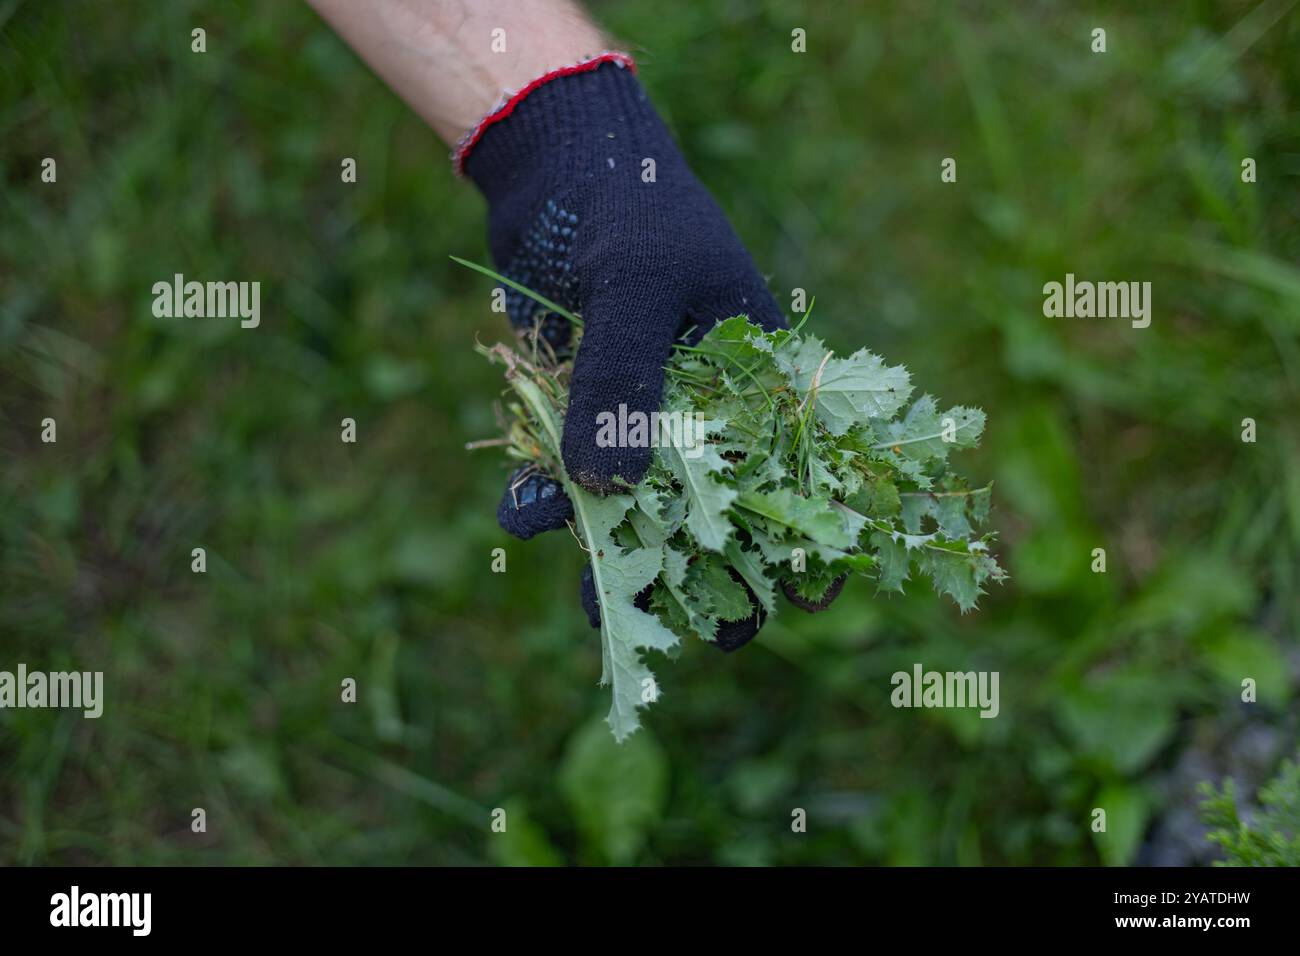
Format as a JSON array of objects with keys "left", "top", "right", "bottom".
[{"left": 452, "top": 51, "right": 637, "bottom": 176}]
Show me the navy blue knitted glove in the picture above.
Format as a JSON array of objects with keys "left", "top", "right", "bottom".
[
  {"left": 466, "top": 56, "right": 792, "bottom": 650},
  {"left": 463, "top": 56, "right": 786, "bottom": 492}
]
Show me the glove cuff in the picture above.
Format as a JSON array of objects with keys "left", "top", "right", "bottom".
[{"left": 453, "top": 51, "right": 638, "bottom": 178}]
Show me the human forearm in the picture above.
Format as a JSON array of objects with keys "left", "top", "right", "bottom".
[{"left": 304, "top": 0, "right": 611, "bottom": 144}]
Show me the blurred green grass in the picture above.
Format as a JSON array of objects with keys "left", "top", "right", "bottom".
[{"left": 2, "top": 0, "right": 1298, "bottom": 865}]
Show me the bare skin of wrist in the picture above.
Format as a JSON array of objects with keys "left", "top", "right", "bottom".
[{"left": 305, "top": 0, "right": 611, "bottom": 144}]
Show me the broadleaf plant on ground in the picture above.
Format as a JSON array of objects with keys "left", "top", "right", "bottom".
[{"left": 476, "top": 312, "right": 1005, "bottom": 741}]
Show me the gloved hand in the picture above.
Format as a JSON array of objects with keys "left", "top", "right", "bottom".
[{"left": 464, "top": 55, "right": 829, "bottom": 648}]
